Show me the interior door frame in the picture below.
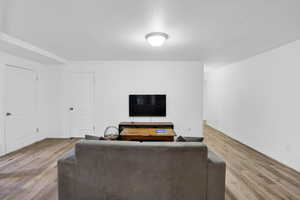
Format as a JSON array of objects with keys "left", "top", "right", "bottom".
[
  {"left": 0, "top": 64, "right": 5, "bottom": 155},
  {"left": 2, "top": 64, "right": 38, "bottom": 154},
  {"left": 68, "top": 71, "right": 96, "bottom": 138}
]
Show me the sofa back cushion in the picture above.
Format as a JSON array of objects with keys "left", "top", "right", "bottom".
[{"left": 75, "top": 140, "right": 208, "bottom": 200}]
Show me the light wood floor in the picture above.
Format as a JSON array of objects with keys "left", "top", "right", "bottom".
[
  {"left": 204, "top": 125, "right": 300, "bottom": 200},
  {"left": 0, "top": 138, "right": 80, "bottom": 200},
  {"left": 0, "top": 126, "right": 300, "bottom": 200}
]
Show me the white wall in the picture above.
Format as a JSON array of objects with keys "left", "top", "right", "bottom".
[
  {"left": 61, "top": 61, "right": 203, "bottom": 138},
  {"left": 0, "top": 51, "right": 61, "bottom": 156},
  {"left": 205, "top": 39, "right": 300, "bottom": 172},
  {"left": 203, "top": 68, "right": 208, "bottom": 121},
  {"left": 0, "top": 0, "right": 6, "bottom": 31},
  {"left": 37, "top": 65, "right": 62, "bottom": 138}
]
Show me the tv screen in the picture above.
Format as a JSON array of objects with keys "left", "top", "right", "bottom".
[{"left": 129, "top": 95, "right": 166, "bottom": 117}]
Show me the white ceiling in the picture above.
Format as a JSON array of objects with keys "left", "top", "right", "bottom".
[{"left": 1, "top": 0, "right": 300, "bottom": 65}]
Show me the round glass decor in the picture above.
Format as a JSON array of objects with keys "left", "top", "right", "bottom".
[{"left": 104, "top": 126, "right": 119, "bottom": 140}]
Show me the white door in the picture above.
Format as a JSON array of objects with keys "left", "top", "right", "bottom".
[
  {"left": 68, "top": 72, "right": 95, "bottom": 137},
  {"left": 3, "top": 65, "right": 37, "bottom": 153}
]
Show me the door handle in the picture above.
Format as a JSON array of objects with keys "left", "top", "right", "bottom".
[
  {"left": 6, "top": 112, "right": 12, "bottom": 116},
  {"left": 69, "top": 107, "right": 74, "bottom": 111}
]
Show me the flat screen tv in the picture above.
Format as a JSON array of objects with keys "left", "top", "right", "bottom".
[{"left": 129, "top": 94, "right": 166, "bottom": 117}]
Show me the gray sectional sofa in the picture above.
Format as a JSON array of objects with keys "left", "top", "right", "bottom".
[{"left": 58, "top": 140, "right": 225, "bottom": 200}]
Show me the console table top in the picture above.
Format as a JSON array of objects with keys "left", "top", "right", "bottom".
[
  {"left": 120, "top": 128, "right": 175, "bottom": 141},
  {"left": 119, "top": 122, "right": 174, "bottom": 126},
  {"left": 121, "top": 128, "right": 175, "bottom": 137}
]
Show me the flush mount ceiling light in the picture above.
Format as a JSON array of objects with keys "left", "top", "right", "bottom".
[{"left": 145, "top": 32, "right": 169, "bottom": 47}]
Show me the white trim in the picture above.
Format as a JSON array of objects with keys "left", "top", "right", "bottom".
[
  {"left": 5, "top": 64, "right": 35, "bottom": 72},
  {"left": 0, "top": 32, "right": 68, "bottom": 64}
]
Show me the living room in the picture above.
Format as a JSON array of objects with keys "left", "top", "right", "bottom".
[{"left": 1, "top": 0, "right": 300, "bottom": 200}]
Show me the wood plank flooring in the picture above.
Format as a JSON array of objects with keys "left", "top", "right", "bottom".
[
  {"left": 204, "top": 125, "right": 300, "bottom": 200},
  {"left": 0, "top": 126, "right": 299, "bottom": 200},
  {"left": 0, "top": 138, "right": 79, "bottom": 200}
]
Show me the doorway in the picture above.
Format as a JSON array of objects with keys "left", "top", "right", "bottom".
[
  {"left": 3, "top": 64, "right": 38, "bottom": 153},
  {"left": 67, "top": 72, "right": 95, "bottom": 137}
]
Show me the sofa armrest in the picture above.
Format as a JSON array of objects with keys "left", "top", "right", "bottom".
[
  {"left": 207, "top": 149, "right": 226, "bottom": 200},
  {"left": 58, "top": 149, "right": 77, "bottom": 200}
]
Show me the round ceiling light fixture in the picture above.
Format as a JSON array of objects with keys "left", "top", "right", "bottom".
[{"left": 145, "top": 32, "right": 169, "bottom": 47}]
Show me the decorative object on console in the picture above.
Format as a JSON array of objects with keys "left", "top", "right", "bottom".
[
  {"left": 155, "top": 129, "right": 168, "bottom": 133},
  {"left": 104, "top": 126, "right": 119, "bottom": 140}
]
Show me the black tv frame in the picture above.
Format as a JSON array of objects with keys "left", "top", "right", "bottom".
[{"left": 129, "top": 94, "right": 166, "bottom": 117}]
